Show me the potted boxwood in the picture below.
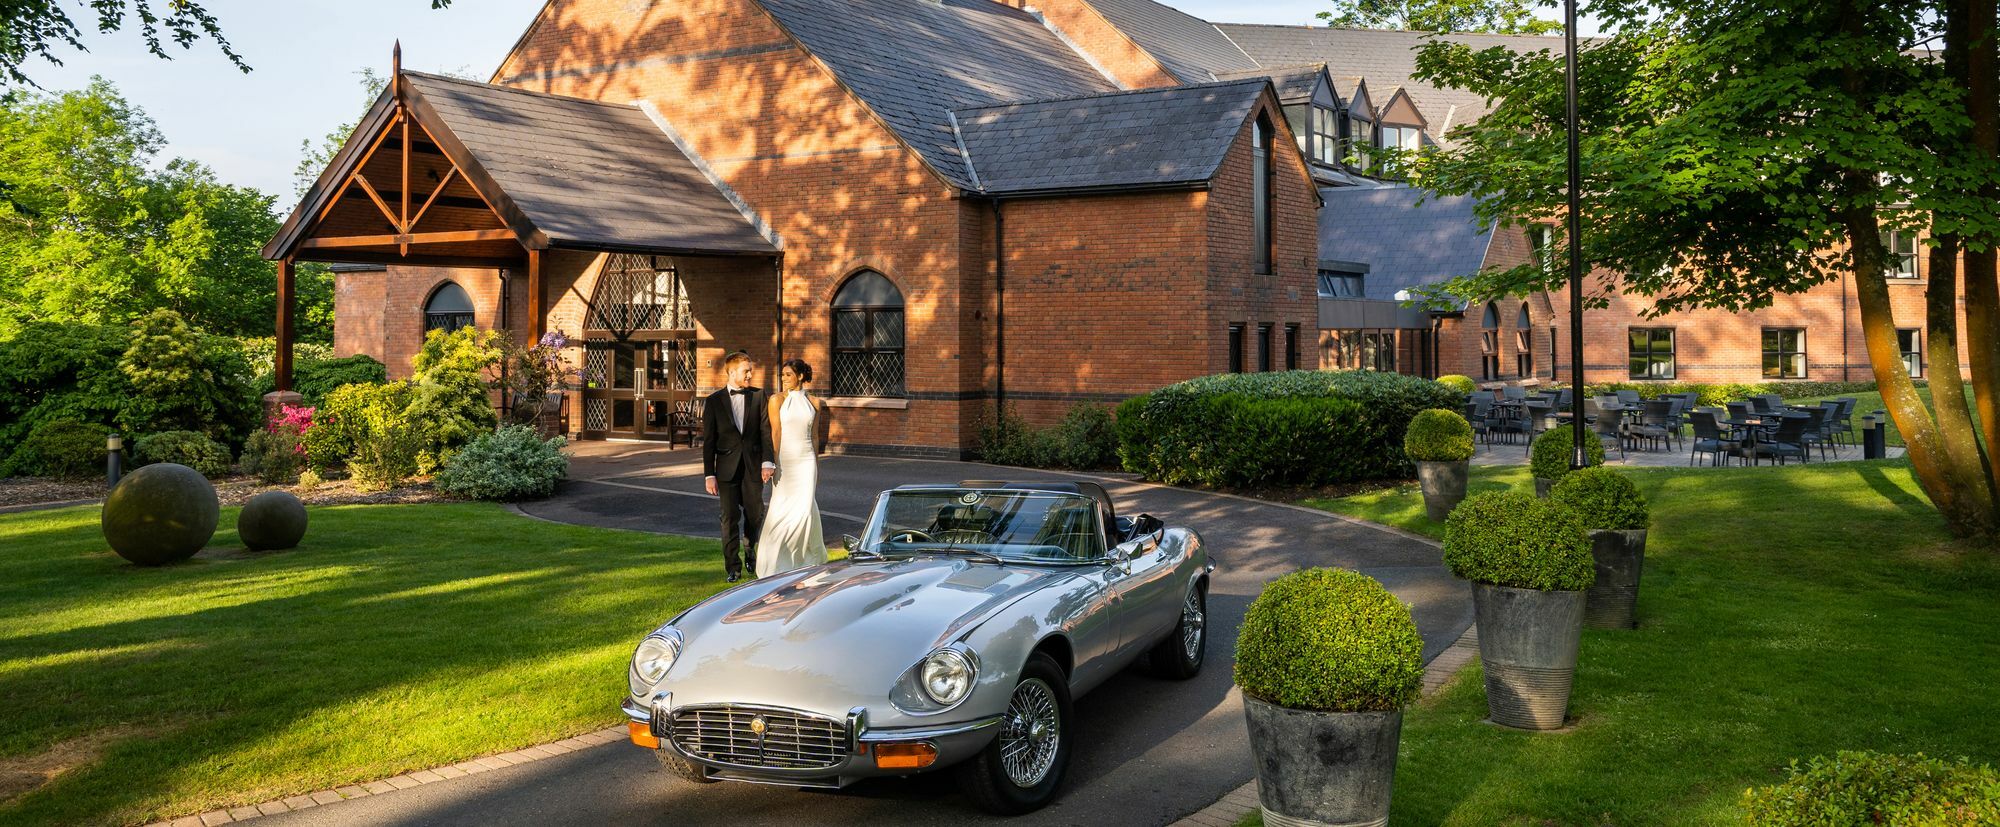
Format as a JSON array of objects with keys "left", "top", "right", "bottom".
[
  {"left": 1236, "top": 568, "right": 1424, "bottom": 827},
  {"left": 1530, "top": 426, "right": 1605, "bottom": 498},
  {"left": 1405, "top": 408, "right": 1476, "bottom": 521},
  {"left": 1436, "top": 374, "right": 1478, "bottom": 396},
  {"left": 1443, "top": 492, "right": 1594, "bottom": 730},
  {"left": 1551, "top": 467, "right": 1650, "bottom": 630}
]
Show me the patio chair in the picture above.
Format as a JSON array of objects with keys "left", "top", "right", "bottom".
[
  {"left": 1615, "top": 390, "right": 1642, "bottom": 406},
  {"left": 1747, "top": 414, "right": 1810, "bottom": 465},
  {"left": 1664, "top": 397, "right": 1689, "bottom": 441},
  {"left": 1465, "top": 401, "right": 1493, "bottom": 444},
  {"left": 1503, "top": 385, "right": 1528, "bottom": 400},
  {"left": 1585, "top": 398, "right": 1629, "bottom": 459},
  {"left": 1828, "top": 398, "right": 1859, "bottom": 445},
  {"left": 1726, "top": 401, "right": 1756, "bottom": 423},
  {"left": 1630, "top": 399, "right": 1677, "bottom": 452},
  {"left": 1555, "top": 388, "right": 1574, "bottom": 408},
  {"left": 1751, "top": 394, "right": 1786, "bottom": 414},
  {"left": 1523, "top": 400, "right": 1556, "bottom": 452},
  {"left": 1797, "top": 406, "right": 1832, "bottom": 461},
  {"left": 1688, "top": 409, "right": 1734, "bottom": 466}
]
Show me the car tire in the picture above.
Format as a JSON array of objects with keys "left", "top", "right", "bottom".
[
  {"left": 656, "top": 748, "right": 717, "bottom": 784},
  {"left": 955, "top": 653, "right": 1073, "bottom": 815},
  {"left": 1148, "top": 580, "right": 1205, "bottom": 679}
]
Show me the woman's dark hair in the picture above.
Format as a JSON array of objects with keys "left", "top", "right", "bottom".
[{"left": 780, "top": 358, "right": 813, "bottom": 383}]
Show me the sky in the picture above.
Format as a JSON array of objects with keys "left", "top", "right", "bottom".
[{"left": 15, "top": 0, "right": 1566, "bottom": 202}]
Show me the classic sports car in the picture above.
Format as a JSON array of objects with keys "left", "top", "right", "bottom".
[{"left": 622, "top": 480, "right": 1212, "bottom": 814}]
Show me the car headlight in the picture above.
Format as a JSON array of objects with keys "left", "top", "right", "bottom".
[
  {"left": 919, "top": 649, "right": 975, "bottom": 706},
  {"left": 629, "top": 633, "right": 681, "bottom": 696}
]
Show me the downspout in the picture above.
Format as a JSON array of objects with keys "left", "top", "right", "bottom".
[
  {"left": 499, "top": 266, "right": 511, "bottom": 420},
  {"left": 1842, "top": 266, "right": 1851, "bottom": 382},
  {"left": 774, "top": 256, "right": 785, "bottom": 367},
  {"left": 993, "top": 198, "right": 1007, "bottom": 415}
]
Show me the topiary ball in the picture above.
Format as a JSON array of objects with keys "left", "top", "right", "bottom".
[
  {"left": 1233, "top": 568, "right": 1424, "bottom": 712},
  {"left": 1436, "top": 375, "right": 1478, "bottom": 395},
  {"left": 101, "top": 463, "right": 218, "bottom": 566},
  {"left": 1551, "top": 467, "right": 1649, "bottom": 530},
  {"left": 238, "top": 490, "right": 308, "bottom": 551},
  {"left": 1442, "top": 491, "right": 1595, "bottom": 591},
  {"left": 1405, "top": 408, "right": 1476, "bottom": 462},
  {"left": 1531, "top": 425, "right": 1606, "bottom": 482}
]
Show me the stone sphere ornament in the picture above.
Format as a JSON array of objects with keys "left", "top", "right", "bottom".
[
  {"left": 101, "top": 463, "right": 219, "bottom": 566},
  {"left": 238, "top": 491, "right": 309, "bottom": 551}
]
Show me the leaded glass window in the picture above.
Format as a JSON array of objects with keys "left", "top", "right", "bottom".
[
  {"left": 831, "top": 270, "right": 905, "bottom": 397},
  {"left": 423, "top": 281, "right": 475, "bottom": 333}
]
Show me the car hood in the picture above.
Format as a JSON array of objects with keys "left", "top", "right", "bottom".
[{"left": 655, "top": 556, "right": 1079, "bottom": 715}]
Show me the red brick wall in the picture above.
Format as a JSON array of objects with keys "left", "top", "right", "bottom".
[
  {"left": 989, "top": 0, "right": 1179, "bottom": 90},
  {"left": 347, "top": 265, "right": 506, "bottom": 379},
  {"left": 1204, "top": 99, "right": 1321, "bottom": 378}
]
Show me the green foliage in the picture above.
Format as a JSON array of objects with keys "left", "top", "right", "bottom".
[
  {"left": 1743, "top": 752, "right": 2000, "bottom": 826},
  {"left": 406, "top": 326, "right": 501, "bottom": 472},
  {"left": 0, "top": 2, "right": 243, "bottom": 86},
  {"left": 1405, "top": 408, "right": 1476, "bottom": 462},
  {"left": 250, "top": 353, "right": 388, "bottom": 408},
  {"left": 1117, "top": 370, "right": 1461, "bottom": 487},
  {"left": 1233, "top": 568, "right": 1425, "bottom": 713},
  {"left": 132, "top": 431, "right": 232, "bottom": 479},
  {"left": 118, "top": 309, "right": 259, "bottom": 445},
  {"left": 1318, "top": 0, "right": 1558, "bottom": 33},
  {"left": 434, "top": 426, "right": 570, "bottom": 501},
  {"left": 316, "top": 382, "right": 419, "bottom": 490},
  {"left": 1530, "top": 426, "right": 1605, "bottom": 482},
  {"left": 1550, "top": 467, "right": 1649, "bottom": 531},
  {"left": 0, "top": 82, "right": 331, "bottom": 341},
  {"left": 1442, "top": 491, "right": 1594, "bottom": 591},
  {"left": 4, "top": 420, "right": 109, "bottom": 479},
  {"left": 1436, "top": 374, "right": 1478, "bottom": 395},
  {"left": 240, "top": 429, "right": 301, "bottom": 485},
  {"left": 0, "top": 321, "right": 130, "bottom": 451},
  {"left": 976, "top": 403, "right": 1118, "bottom": 470},
  {"left": 1566, "top": 380, "right": 1893, "bottom": 408}
]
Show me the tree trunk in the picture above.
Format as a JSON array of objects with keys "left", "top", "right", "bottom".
[
  {"left": 1923, "top": 233, "right": 1998, "bottom": 533},
  {"left": 1957, "top": 0, "right": 2000, "bottom": 508}
]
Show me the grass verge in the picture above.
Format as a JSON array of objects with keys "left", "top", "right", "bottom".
[
  {"left": 0, "top": 503, "right": 726, "bottom": 826},
  {"left": 1279, "top": 460, "right": 2000, "bottom": 824},
  {"left": 1788, "top": 382, "right": 1979, "bottom": 448}
]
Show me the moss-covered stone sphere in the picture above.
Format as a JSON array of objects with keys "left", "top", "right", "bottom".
[
  {"left": 238, "top": 491, "right": 308, "bottom": 551},
  {"left": 101, "top": 463, "right": 218, "bottom": 566}
]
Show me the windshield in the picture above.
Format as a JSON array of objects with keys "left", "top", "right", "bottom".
[{"left": 860, "top": 490, "right": 1106, "bottom": 563}]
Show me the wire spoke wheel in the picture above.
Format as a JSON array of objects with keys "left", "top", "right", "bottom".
[
  {"left": 998, "top": 678, "right": 1061, "bottom": 788},
  {"left": 1181, "top": 588, "right": 1205, "bottom": 661}
]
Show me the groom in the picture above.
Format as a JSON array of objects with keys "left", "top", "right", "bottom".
[{"left": 703, "top": 351, "right": 776, "bottom": 582}]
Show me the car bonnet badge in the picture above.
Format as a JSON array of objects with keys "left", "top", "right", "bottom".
[
  {"left": 749, "top": 716, "right": 768, "bottom": 737},
  {"left": 958, "top": 492, "right": 980, "bottom": 505}
]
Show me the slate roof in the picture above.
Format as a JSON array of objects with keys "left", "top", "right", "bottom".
[
  {"left": 1212, "top": 64, "right": 1324, "bottom": 104},
  {"left": 1215, "top": 24, "right": 1560, "bottom": 139},
  {"left": 1076, "top": 0, "right": 1258, "bottom": 83},
  {"left": 404, "top": 73, "right": 777, "bottom": 255},
  {"left": 1317, "top": 186, "right": 1492, "bottom": 302},
  {"left": 755, "top": 0, "right": 1118, "bottom": 191},
  {"left": 954, "top": 79, "right": 1268, "bottom": 195}
]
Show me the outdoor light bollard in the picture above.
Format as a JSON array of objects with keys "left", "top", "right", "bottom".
[{"left": 106, "top": 433, "right": 124, "bottom": 488}]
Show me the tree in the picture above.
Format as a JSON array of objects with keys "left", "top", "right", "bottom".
[
  {"left": 0, "top": 79, "right": 332, "bottom": 342},
  {"left": 0, "top": 1, "right": 456, "bottom": 87},
  {"left": 1401, "top": 0, "right": 2000, "bottom": 538},
  {"left": 1320, "top": 0, "right": 1561, "bottom": 34}
]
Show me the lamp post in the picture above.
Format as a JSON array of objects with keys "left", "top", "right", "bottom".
[
  {"left": 106, "top": 433, "right": 124, "bottom": 488},
  {"left": 1564, "top": 0, "right": 1590, "bottom": 469}
]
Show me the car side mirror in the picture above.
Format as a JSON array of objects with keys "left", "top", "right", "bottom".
[{"left": 840, "top": 534, "right": 862, "bottom": 552}]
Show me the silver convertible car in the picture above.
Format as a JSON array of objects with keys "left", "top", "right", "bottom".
[{"left": 622, "top": 480, "right": 1212, "bottom": 814}]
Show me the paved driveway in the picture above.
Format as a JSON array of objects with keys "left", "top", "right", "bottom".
[{"left": 261, "top": 443, "right": 1467, "bottom": 827}]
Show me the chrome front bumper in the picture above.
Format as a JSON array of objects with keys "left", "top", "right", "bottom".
[{"left": 622, "top": 696, "right": 1002, "bottom": 787}]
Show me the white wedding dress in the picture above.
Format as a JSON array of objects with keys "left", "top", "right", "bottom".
[{"left": 756, "top": 391, "right": 826, "bottom": 578}]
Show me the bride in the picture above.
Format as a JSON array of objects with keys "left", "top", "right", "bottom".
[{"left": 756, "top": 358, "right": 830, "bottom": 578}]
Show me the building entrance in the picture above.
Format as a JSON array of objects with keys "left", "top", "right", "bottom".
[{"left": 580, "top": 255, "right": 699, "bottom": 441}]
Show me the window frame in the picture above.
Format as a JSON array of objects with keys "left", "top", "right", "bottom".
[
  {"left": 422, "top": 281, "right": 477, "bottom": 334},
  {"left": 1898, "top": 328, "right": 1923, "bottom": 377},
  {"left": 1312, "top": 105, "right": 1341, "bottom": 166},
  {"left": 1285, "top": 324, "right": 1301, "bottom": 370},
  {"left": 1761, "top": 327, "right": 1808, "bottom": 379},
  {"left": 1229, "top": 324, "right": 1245, "bottom": 373},
  {"left": 1252, "top": 116, "right": 1275, "bottom": 275},
  {"left": 1627, "top": 327, "right": 1677, "bottom": 380},
  {"left": 829, "top": 270, "right": 907, "bottom": 398},
  {"left": 1258, "top": 323, "right": 1274, "bottom": 372},
  {"left": 1882, "top": 228, "right": 1920, "bottom": 279}
]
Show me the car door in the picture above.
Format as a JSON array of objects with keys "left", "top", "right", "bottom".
[{"left": 1110, "top": 529, "right": 1181, "bottom": 663}]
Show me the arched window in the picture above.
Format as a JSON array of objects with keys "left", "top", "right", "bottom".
[
  {"left": 1517, "top": 304, "right": 1531, "bottom": 329},
  {"left": 1482, "top": 302, "right": 1500, "bottom": 328},
  {"left": 831, "top": 270, "right": 905, "bottom": 397},
  {"left": 1516, "top": 304, "right": 1533, "bottom": 377},
  {"left": 1480, "top": 302, "right": 1500, "bottom": 380},
  {"left": 1253, "top": 115, "right": 1274, "bottom": 275},
  {"left": 424, "top": 281, "right": 475, "bottom": 333}
]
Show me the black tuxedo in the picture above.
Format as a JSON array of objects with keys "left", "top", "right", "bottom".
[{"left": 703, "top": 385, "right": 774, "bottom": 577}]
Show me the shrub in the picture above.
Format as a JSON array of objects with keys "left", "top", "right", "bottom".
[
  {"left": 1551, "top": 467, "right": 1649, "bottom": 530},
  {"left": 976, "top": 404, "right": 1118, "bottom": 470},
  {"left": 4, "top": 420, "right": 110, "bottom": 479},
  {"left": 1234, "top": 568, "right": 1424, "bottom": 712},
  {"left": 1117, "top": 370, "right": 1460, "bottom": 487},
  {"left": 252, "top": 354, "right": 388, "bottom": 407},
  {"left": 406, "top": 326, "right": 501, "bottom": 472},
  {"left": 0, "top": 317, "right": 255, "bottom": 454},
  {"left": 118, "top": 309, "right": 259, "bottom": 446},
  {"left": 0, "top": 322, "right": 129, "bottom": 452},
  {"left": 1436, "top": 374, "right": 1478, "bottom": 395},
  {"left": 1530, "top": 425, "right": 1606, "bottom": 482},
  {"left": 976, "top": 407, "right": 1057, "bottom": 468},
  {"left": 435, "top": 425, "right": 569, "bottom": 500},
  {"left": 133, "top": 431, "right": 233, "bottom": 478},
  {"left": 240, "top": 429, "right": 301, "bottom": 484},
  {"left": 1404, "top": 408, "right": 1475, "bottom": 462},
  {"left": 1442, "top": 491, "right": 1594, "bottom": 591},
  {"left": 1743, "top": 751, "right": 2000, "bottom": 826},
  {"left": 1562, "top": 379, "right": 1899, "bottom": 408},
  {"left": 316, "top": 382, "right": 419, "bottom": 489}
]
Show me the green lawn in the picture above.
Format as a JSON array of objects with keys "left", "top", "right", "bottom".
[
  {"left": 0, "top": 503, "right": 728, "bottom": 826},
  {"left": 1789, "top": 382, "right": 1978, "bottom": 448},
  {"left": 1274, "top": 462, "right": 2000, "bottom": 824}
]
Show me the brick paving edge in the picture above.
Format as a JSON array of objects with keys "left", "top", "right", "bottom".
[
  {"left": 143, "top": 726, "right": 626, "bottom": 826},
  {"left": 1166, "top": 623, "right": 1481, "bottom": 827}
]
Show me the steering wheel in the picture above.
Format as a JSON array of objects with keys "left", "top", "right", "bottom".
[{"left": 885, "top": 528, "right": 935, "bottom": 544}]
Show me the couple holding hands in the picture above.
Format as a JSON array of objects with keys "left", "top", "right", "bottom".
[{"left": 702, "top": 351, "right": 831, "bottom": 582}]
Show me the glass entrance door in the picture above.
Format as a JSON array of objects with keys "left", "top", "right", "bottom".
[{"left": 581, "top": 337, "right": 696, "bottom": 440}]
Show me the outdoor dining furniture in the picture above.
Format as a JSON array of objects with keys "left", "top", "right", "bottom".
[
  {"left": 1797, "top": 406, "right": 1832, "bottom": 460},
  {"left": 1750, "top": 394, "right": 1787, "bottom": 414},
  {"left": 1584, "top": 398, "right": 1630, "bottom": 459},
  {"left": 1744, "top": 414, "right": 1811, "bottom": 465},
  {"left": 1502, "top": 385, "right": 1529, "bottom": 400},
  {"left": 1466, "top": 399, "right": 1496, "bottom": 444},
  {"left": 1688, "top": 409, "right": 1735, "bottom": 466},
  {"left": 1630, "top": 399, "right": 1677, "bottom": 452},
  {"left": 1615, "top": 390, "right": 1642, "bottom": 406},
  {"left": 1726, "top": 401, "right": 1756, "bottom": 422}
]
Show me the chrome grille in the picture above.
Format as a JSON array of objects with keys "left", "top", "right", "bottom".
[{"left": 669, "top": 706, "right": 846, "bottom": 770}]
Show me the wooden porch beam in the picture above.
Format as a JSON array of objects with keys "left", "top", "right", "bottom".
[
  {"left": 528, "top": 248, "right": 544, "bottom": 338},
  {"left": 297, "top": 228, "right": 519, "bottom": 249},
  {"left": 275, "top": 257, "right": 295, "bottom": 392},
  {"left": 350, "top": 173, "right": 401, "bottom": 229},
  {"left": 406, "top": 167, "right": 461, "bottom": 232}
]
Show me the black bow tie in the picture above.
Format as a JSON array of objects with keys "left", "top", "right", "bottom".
[{"left": 729, "top": 388, "right": 750, "bottom": 396}]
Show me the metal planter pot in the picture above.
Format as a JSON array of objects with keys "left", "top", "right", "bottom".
[
  {"left": 1534, "top": 477, "right": 1553, "bottom": 499},
  {"left": 1584, "top": 529, "right": 1646, "bottom": 630},
  {"left": 1472, "top": 582, "right": 1585, "bottom": 730},
  {"left": 1242, "top": 696, "right": 1401, "bottom": 827},
  {"left": 1416, "top": 460, "right": 1470, "bottom": 521}
]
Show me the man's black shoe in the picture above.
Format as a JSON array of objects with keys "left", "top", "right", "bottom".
[{"left": 726, "top": 573, "right": 741, "bottom": 583}]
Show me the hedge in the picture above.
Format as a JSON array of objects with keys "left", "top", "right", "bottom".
[
  {"left": 1565, "top": 379, "right": 1898, "bottom": 407},
  {"left": 251, "top": 354, "right": 388, "bottom": 407},
  {"left": 133, "top": 431, "right": 233, "bottom": 479},
  {"left": 1116, "top": 371, "right": 1462, "bottom": 488},
  {"left": 1743, "top": 751, "right": 2000, "bottom": 825}
]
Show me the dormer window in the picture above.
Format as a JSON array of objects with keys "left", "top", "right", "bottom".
[
  {"left": 1347, "top": 115, "right": 1374, "bottom": 170},
  {"left": 1380, "top": 125, "right": 1423, "bottom": 152},
  {"left": 1312, "top": 105, "right": 1341, "bottom": 166}
]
